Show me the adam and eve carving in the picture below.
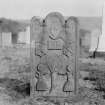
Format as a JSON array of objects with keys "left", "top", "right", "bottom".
[{"left": 30, "top": 12, "right": 79, "bottom": 96}]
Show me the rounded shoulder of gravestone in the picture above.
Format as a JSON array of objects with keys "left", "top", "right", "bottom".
[
  {"left": 66, "top": 16, "right": 79, "bottom": 34},
  {"left": 30, "top": 16, "right": 43, "bottom": 40},
  {"left": 66, "top": 16, "right": 79, "bottom": 26}
]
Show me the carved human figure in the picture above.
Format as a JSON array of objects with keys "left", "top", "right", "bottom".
[
  {"left": 63, "top": 65, "right": 74, "bottom": 94},
  {"left": 35, "top": 70, "right": 48, "bottom": 92}
]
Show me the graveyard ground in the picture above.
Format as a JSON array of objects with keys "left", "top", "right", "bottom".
[
  {"left": 0, "top": 45, "right": 30, "bottom": 105},
  {"left": 0, "top": 46, "right": 105, "bottom": 105}
]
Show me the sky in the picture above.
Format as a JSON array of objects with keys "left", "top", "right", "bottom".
[{"left": 0, "top": 0, "right": 104, "bottom": 20}]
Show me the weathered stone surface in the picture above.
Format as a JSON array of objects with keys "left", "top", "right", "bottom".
[{"left": 30, "top": 12, "right": 79, "bottom": 103}]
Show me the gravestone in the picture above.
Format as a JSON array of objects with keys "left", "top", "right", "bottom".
[{"left": 30, "top": 12, "right": 80, "bottom": 105}]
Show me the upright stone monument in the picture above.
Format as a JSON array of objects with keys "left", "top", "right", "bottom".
[{"left": 30, "top": 12, "right": 80, "bottom": 105}]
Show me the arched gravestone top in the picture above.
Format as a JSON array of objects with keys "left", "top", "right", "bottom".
[
  {"left": 45, "top": 12, "right": 65, "bottom": 25},
  {"left": 43, "top": 12, "right": 65, "bottom": 51},
  {"left": 45, "top": 12, "right": 65, "bottom": 41}
]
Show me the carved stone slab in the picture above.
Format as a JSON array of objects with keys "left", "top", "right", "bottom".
[{"left": 30, "top": 12, "right": 80, "bottom": 104}]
